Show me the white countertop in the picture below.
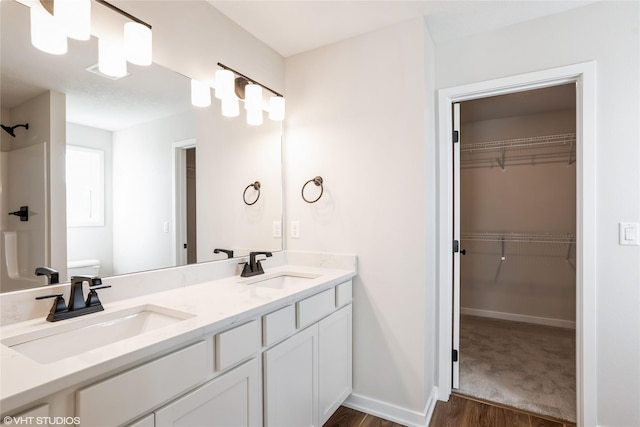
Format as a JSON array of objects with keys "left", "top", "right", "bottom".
[{"left": 0, "top": 262, "right": 356, "bottom": 413}]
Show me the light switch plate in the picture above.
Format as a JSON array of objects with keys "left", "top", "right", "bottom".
[
  {"left": 272, "top": 220, "right": 282, "bottom": 238},
  {"left": 291, "top": 221, "right": 300, "bottom": 239},
  {"left": 619, "top": 222, "right": 640, "bottom": 246}
]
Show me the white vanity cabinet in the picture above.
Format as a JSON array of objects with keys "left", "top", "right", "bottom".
[
  {"left": 154, "top": 358, "right": 262, "bottom": 427},
  {"left": 263, "top": 302, "right": 353, "bottom": 427},
  {"left": 1, "top": 276, "right": 354, "bottom": 427}
]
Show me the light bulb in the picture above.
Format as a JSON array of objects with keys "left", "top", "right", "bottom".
[
  {"left": 191, "top": 80, "right": 211, "bottom": 107},
  {"left": 215, "top": 69, "right": 235, "bottom": 100},
  {"left": 98, "top": 36, "right": 127, "bottom": 78},
  {"left": 269, "top": 96, "right": 285, "bottom": 121},
  {"left": 222, "top": 97, "right": 240, "bottom": 117},
  {"left": 124, "top": 22, "right": 152, "bottom": 66},
  {"left": 56, "top": 0, "right": 91, "bottom": 41},
  {"left": 30, "top": 4, "right": 68, "bottom": 55},
  {"left": 244, "top": 84, "right": 262, "bottom": 111},
  {"left": 247, "top": 108, "right": 263, "bottom": 126}
]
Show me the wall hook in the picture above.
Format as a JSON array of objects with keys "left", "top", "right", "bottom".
[
  {"left": 8, "top": 206, "right": 29, "bottom": 221},
  {"left": 301, "top": 176, "right": 324, "bottom": 203},
  {"left": 243, "top": 181, "right": 261, "bottom": 205}
]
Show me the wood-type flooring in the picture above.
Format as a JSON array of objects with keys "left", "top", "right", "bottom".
[{"left": 322, "top": 394, "right": 577, "bottom": 427}]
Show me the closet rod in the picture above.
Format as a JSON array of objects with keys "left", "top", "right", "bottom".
[
  {"left": 460, "top": 133, "right": 576, "bottom": 153},
  {"left": 462, "top": 232, "right": 576, "bottom": 244}
]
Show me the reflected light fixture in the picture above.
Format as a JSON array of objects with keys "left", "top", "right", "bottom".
[
  {"left": 30, "top": 3, "right": 68, "bottom": 55},
  {"left": 57, "top": 0, "right": 92, "bottom": 41},
  {"left": 191, "top": 80, "right": 211, "bottom": 107},
  {"left": 98, "top": 36, "right": 127, "bottom": 78},
  {"left": 216, "top": 62, "right": 285, "bottom": 126},
  {"left": 124, "top": 21, "right": 152, "bottom": 65},
  {"left": 30, "top": 0, "right": 154, "bottom": 73}
]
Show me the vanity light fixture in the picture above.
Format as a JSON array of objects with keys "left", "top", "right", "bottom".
[
  {"left": 123, "top": 21, "right": 152, "bottom": 66},
  {"left": 29, "top": 0, "right": 153, "bottom": 72},
  {"left": 244, "top": 84, "right": 263, "bottom": 126},
  {"left": 57, "top": 0, "right": 92, "bottom": 41},
  {"left": 215, "top": 62, "right": 286, "bottom": 124},
  {"left": 214, "top": 69, "right": 235, "bottom": 100},
  {"left": 98, "top": 36, "right": 127, "bottom": 78},
  {"left": 30, "top": 3, "right": 68, "bottom": 55},
  {"left": 191, "top": 80, "right": 212, "bottom": 108},
  {"left": 269, "top": 96, "right": 285, "bottom": 121}
]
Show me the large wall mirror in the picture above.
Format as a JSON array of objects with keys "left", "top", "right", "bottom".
[{"left": 0, "top": 0, "right": 283, "bottom": 292}]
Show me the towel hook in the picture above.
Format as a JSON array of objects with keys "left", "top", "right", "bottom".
[
  {"left": 301, "top": 176, "right": 323, "bottom": 203},
  {"left": 243, "top": 181, "right": 261, "bottom": 206}
]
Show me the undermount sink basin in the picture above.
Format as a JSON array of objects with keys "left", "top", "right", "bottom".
[
  {"left": 2, "top": 305, "right": 195, "bottom": 364},
  {"left": 240, "top": 272, "right": 320, "bottom": 289}
]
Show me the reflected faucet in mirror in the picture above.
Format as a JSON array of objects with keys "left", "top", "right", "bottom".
[
  {"left": 214, "top": 248, "right": 234, "bottom": 259},
  {"left": 35, "top": 266, "right": 59, "bottom": 284}
]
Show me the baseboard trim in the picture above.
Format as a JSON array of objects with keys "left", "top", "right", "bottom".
[
  {"left": 344, "top": 389, "right": 438, "bottom": 427},
  {"left": 460, "top": 307, "right": 576, "bottom": 329}
]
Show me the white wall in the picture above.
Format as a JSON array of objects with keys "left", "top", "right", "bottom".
[
  {"left": 196, "top": 103, "right": 282, "bottom": 261},
  {"left": 112, "top": 110, "right": 195, "bottom": 275},
  {"left": 435, "top": 2, "right": 640, "bottom": 425},
  {"left": 65, "top": 123, "right": 114, "bottom": 278},
  {"left": 285, "top": 18, "right": 437, "bottom": 424}
]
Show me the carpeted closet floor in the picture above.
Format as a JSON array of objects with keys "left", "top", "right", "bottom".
[{"left": 457, "top": 315, "right": 576, "bottom": 423}]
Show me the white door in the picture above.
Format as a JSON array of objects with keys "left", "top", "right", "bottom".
[
  {"left": 264, "top": 324, "right": 318, "bottom": 427},
  {"left": 155, "top": 359, "right": 262, "bottom": 427},
  {"left": 452, "top": 103, "right": 461, "bottom": 389}
]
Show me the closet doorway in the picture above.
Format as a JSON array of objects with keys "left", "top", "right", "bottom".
[{"left": 454, "top": 85, "right": 577, "bottom": 423}]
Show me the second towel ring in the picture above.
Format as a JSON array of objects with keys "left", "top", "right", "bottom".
[
  {"left": 302, "top": 176, "right": 324, "bottom": 203},
  {"left": 243, "top": 181, "right": 261, "bottom": 205}
]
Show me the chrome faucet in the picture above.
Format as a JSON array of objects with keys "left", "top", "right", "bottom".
[
  {"left": 241, "top": 251, "right": 272, "bottom": 277},
  {"left": 35, "top": 276, "right": 111, "bottom": 322}
]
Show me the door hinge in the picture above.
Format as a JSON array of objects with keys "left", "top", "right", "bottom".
[
  {"left": 453, "top": 240, "right": 459, "bottom": 253},
  {"left": 453, "top": 130, "right": 459, "bottom": 143},
  {"left": 452, "top": 349, "right": 459, "bottom": 362}
]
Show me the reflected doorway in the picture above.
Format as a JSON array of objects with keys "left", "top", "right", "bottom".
[{"left": 174, "top": 139, "right": 196, "bottom": 266}]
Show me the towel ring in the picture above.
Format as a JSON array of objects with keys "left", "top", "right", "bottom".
[
  {"left": 243, "top": 181, "right": 261, "bottom": 206},
  {"left": 301, "top": 176, "right": 323, "bottom": 203}
]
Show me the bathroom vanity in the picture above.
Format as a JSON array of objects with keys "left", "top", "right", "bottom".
[{"left": 0, "top": 252, "right": 356, "bottom": 427}]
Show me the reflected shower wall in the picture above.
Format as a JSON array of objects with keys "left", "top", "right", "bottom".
[{"left": 0, "top": 143, "right": 48, "bottom": 292}]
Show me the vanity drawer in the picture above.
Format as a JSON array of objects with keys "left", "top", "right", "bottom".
[
  {"left": 263, "top": 305, "right": 296, "bottom": 347},
  {"left": 76, "top": 341, "right": 207, "bottom": 427},
  {"left": 297, "top": 288, "right": 335, "bottom": 329},
  {"left": 336, "top": 280, "right": 353, "bottom": 307},
  {"left": 216, "top": 320, "right": 259, "bottom": 371}
]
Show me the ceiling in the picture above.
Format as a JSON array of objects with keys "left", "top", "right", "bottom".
[
  {"left": 1, "top": 1, "right": 588, "bottom": 131},
  {"left": 209, "top": 0, "right": 596, "bottom": 58}
]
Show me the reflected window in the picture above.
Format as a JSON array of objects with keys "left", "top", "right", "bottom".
[{"left": 66, "top": 146, "right": 105, "bottom": 227}]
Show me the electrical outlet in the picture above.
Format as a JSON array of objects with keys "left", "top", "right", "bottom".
[
  {"left": 291, "top": 221, "right": 300, "bottom": 238},
  {"left": 272, "top": 220, "right": 282, "bottom": 238}
]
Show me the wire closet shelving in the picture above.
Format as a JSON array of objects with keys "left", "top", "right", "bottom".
[
  {"left": 460, "top": 133, "right": 576, "bottom": 169},
  {"left": 461, "top": 232, "right": 577, "bottom": 270}
]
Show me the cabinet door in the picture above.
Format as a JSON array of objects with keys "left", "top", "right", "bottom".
[
  {"left": 155, "top": 359, "right": 261, "bottom": 427},
  {"left": 263, "top": 324, "right": 318, "bottom": 427},
  {"left": 319, "top": 305, "right": 353, "bottom": 425}
]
